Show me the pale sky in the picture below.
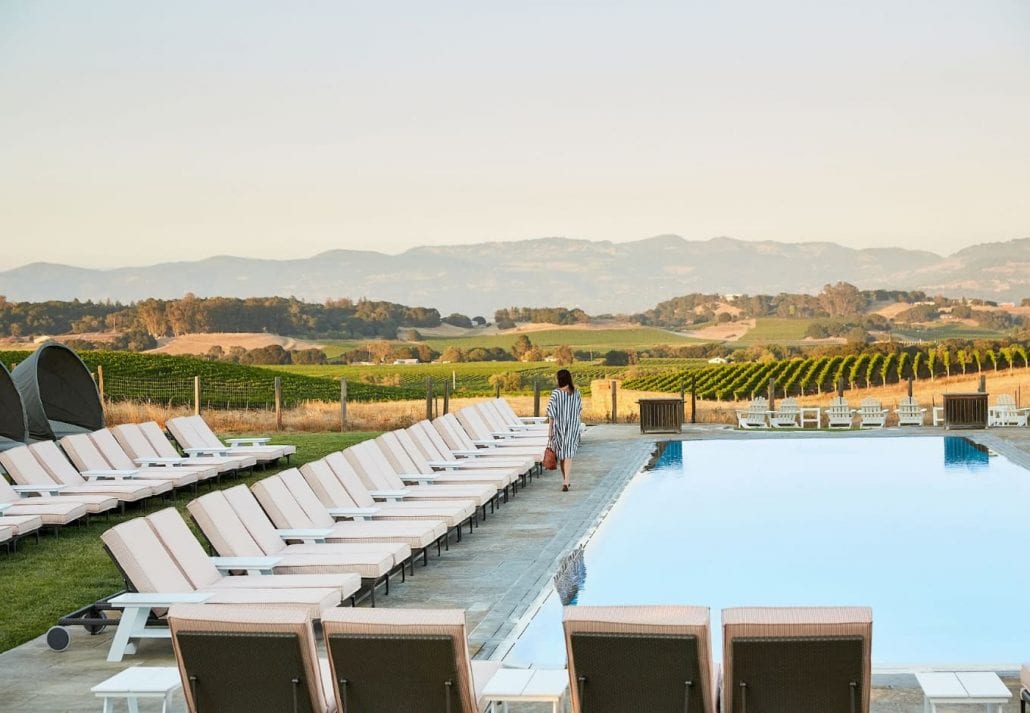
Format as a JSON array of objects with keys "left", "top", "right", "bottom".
[{"left": 1, "top": 0, "right": 1028, "bottom": 271}]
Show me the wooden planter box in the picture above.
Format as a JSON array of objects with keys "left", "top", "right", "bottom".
[
  {"left": 638, "top": 398, "right": 684, "bottom": 434},
  {"left": 942, "top": 393, "right": 988, "bottom": 430}
]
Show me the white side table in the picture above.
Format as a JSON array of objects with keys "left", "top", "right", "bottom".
[
  {"left": 91, "top": 666, "right": 182, "bottom": 713},
  {"left": 107, "top": 592, "right": 211, "bottom": 662},
  {"left": 916, "top": 671, "right": 1011, "bottom": 713},
  {"left": 932, "top": 406, "right": 945, "bottom": 426},
  {"left": 799, "top": 407, "right": 821, "bottom": 428},
  {"left": 482, "top": 668, "right": 569, "bottom": 713}
]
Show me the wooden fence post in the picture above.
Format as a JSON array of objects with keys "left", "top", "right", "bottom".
[
  {"left": 610, "top": 380, "right": 617, "bottom": 423},
  {"left": 978, "top": 375, "right": 986, "bottom": 393},
  {"left": 340, "top": 379, "right": 348, "bottom": 431},
  {"left": 533, "top": 379, "right": 541, "bottom": 417},
  {"left": 193, "top": 376, "right": 201, "bottom": 416},
  {"left": 443, "top": 380, "right": 450, "bottom": 415},
  {"left": 426, "top": 377, "right": 434, "bottom": 420},
  {"left": 767, "top": 378, "right": 776, "bottom": 412},
  {"left": 494, "top": 382, "right": 501, "bottom": 399},
  {"left": 690, "top": 374, "right": 697, "bottom": 424},
  {"left": 96, "top": 364, "right": 105, "bottom": 406},
  {"left": 273, "top": 376, "right": 283, "bottom": 431}
]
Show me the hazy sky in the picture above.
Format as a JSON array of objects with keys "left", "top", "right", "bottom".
[{"left": 1, "top": 1, "right": 1028, "bottom": 271}]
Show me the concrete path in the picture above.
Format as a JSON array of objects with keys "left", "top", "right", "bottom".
[{"left": 1, "top": 423, "right": 1029, "bottom": 711}]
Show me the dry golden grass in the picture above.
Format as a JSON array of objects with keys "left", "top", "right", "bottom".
[{"left": 102, "top": 368, "right": 1030, "bottom": 432}]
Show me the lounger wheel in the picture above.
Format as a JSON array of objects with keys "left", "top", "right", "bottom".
[
  {"left": 85, "top": 609, "right": 109, "bottom": 635},
  {"left": 46, "top": 626, "right": 71, "bottom": 652}
]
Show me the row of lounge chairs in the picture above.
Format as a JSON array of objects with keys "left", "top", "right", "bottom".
[
  {"left": 160, "top": 603, "right": 872, "bottom": 713},
  {"left": 53, "top": 398, "right": 548, "bottom": 658},
  {"left": 741, "top": 393, "right": 1030, "bottom": 429}
]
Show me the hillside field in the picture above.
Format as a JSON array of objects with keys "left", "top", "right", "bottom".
[{"left": 421, "top": 326, "right": 702, "bottom": 351}]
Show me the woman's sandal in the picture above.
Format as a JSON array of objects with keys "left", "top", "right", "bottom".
[{"left": 561, "top": 483, "right": 570, "bottom": 492}]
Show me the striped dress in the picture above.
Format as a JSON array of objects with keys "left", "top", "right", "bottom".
[{"left": 546, "top": 387, "right": 582, "bottom": 460}]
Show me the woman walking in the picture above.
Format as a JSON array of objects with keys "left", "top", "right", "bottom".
[{"left": 546, "top": 368, "right": 582, "bottom": 492}]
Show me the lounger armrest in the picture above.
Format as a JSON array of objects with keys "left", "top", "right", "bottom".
[
  {"left": 519, "top": 416, "right": 547, "bottom": 423},
  {"left": 134, "top": 457, "right": 186, "bottom": 466},
  {"left": 13, "top": 484, "right": 67, "bottom": 496},
  {"left": 276, "top": 528, "right": 333, "bottom": 543},
  {"left": 226, "top": 437, "right": 271, "bottom": 446},
  {"left": 210, "top": 556, "right": 282, "bottom": 575},
  {"left": 109, "top": 592, "right": 212, "bottom": 608},
  {"left": 448, "top": 449, "right": 483, "bottom": 457},
  {"left": 398, "top": 473, "right": 438, "bottom": 484},
  {"left": 184, "top": 447, "right": 232, "bottom": 456},
  {"left": 327, "top": 507, "right": 381, "bottom": 521},
  {"left": 472, "top": 439, "right": 502, "bottom": 446},
  {"left": 426, "top": 460, "right": 462, "bottom": 468},
  {"left": 82, "top": 469, "right": 139, "bottom": 480},
  {"left": 369, "top": 489, "right": 410, "bottom": 501}
]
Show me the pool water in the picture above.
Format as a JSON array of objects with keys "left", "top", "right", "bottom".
[{"left": 505, "top": 437, "right": 1029, "bottom": 667}]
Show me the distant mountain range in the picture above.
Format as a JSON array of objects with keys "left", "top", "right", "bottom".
[{"left": 1, "top": 236, "right": 1027, "bottom": 316}]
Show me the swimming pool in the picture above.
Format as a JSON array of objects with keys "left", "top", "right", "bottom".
[{"left": 505, "top": 437, "right": 1029, "bottom": 668}]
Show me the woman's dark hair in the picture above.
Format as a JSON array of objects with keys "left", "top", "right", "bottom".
[{"left": 556, "top": 369, "right": 575, "bottom": 391}]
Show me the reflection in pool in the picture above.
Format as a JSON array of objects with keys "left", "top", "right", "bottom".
[{"left": 505, "top": 437, "right": 1029, "bottom": 667}]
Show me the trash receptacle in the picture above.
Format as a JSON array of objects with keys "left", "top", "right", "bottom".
[{"left": 637, "top": 398, "right": 684, "bottom": 434}]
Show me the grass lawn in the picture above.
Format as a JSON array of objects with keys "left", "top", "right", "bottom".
[
  {"left": 734, "top": 318, "right": 815, "bottom": 344},
  {"left": 0, "top": 431, "right": 378, "bottom": 653}
]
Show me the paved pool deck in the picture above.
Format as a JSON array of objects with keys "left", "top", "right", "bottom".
[{"left": 1, "top": 423, "right": 1028, "bottom": 711}]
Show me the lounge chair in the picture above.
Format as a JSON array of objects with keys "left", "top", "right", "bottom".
[
  {"left": 461, "top": 405, "right": 549, "bottom": 446},
  {"left": 59, "top": 432, "right": 208, "bottom": 491},
  {"left": 299, "top": 458, "right": 477, "bottom": 528},
  {"left": 345, "top": 441, "right": 510, "bottom": 504},
  {"left": 377, "top": 432, "right": 519, "bottom": 490},
  {"left": 480, "top": 399, "right": 548, "bottom": 435},
  {"left": 769, "top": 398, "right": 800, "bottom": 429},
  {"left": 894, "top": 397, "right": 926, "bottom": 426},
  {"left": 144, "top": 507, "right": 361, "bottom": 596},
  {"left": 826, "top": 397, "right": 855, "bottom": 429},
  {"left": 409, "top": 420, "right": 537, "bottom": 473},
  {"left": 988, "top": 395, "right": 1030, "bottom": 428},
  {"left": 857, "top": 398, "right": 888, "bottom": 429},
  {"left": 167, "top": 415, "right": 295, "bottom": 465},
  {"left": 493, "top": 397, "right": 548, "bottom": 426},
  {"left": 323, "top": 607, "right": 501, "bottom": 713},
  {"left": 722, "top": 607, "right": 872, "bottom": 713},
  {"left": 0, "top": 476, "right": 88, "bottom": 528},
  {"left": 0, "top": 525, "right": 13, "bottom": 553},
  {"left": 187, "top": 487, "right": 409, "bottom": 605},
  {"left": 0, "top": 512, "right": 43, "bottom": 547},
  {"left": 128, "top": 421, "right": 257, "bottom": 472},
  {"left": 30, "top": 441, "right": 169, "bottom": 502},
  {"left": 405, "top": 421, "right": 536, "bottom": 476},
  {"left": 434, "top": 413, "right": 544, "bottom": 458},
  {"left": 110, "top": 422, "right": 240, "bottom": 479},
  {"left": 736, "top": 397, "right": 770, "bottom": 429},
  {"left": 0, "top": 467, "right": 116, "bottom": 516},
  {"left": 169, "top": 604, "right": 334, "bottom": 713},
  {"left": 324, "top": 451, "right": 498, "bottom": 515},
  {"left": 0, "top": 445, "right": 122, "bottom": 514},
  {"left": 252, "top": 471, "right": 449, "bottom": 551},
  {"left": 563, "top": 605, "right": 716, "bottom": 713}
]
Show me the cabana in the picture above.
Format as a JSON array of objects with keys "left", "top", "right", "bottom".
[
  {"left": 0, "top": 363, "right": 29, "bottom": 450},
  {"left": 11, "top": 341, "right": 103, "bottom": 441}
]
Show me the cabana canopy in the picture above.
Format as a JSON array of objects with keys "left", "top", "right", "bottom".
[
  {"left": 0, "top": 363, "right": 29, "bottom": 450},
  {"left": 12, "top": 341, "right": 104, "bottom": 441}
]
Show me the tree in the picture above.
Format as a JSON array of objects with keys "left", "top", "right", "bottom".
[
  {"left": 472, "top": 316, "right": 487, "bottom": 326},
  {"left": 552, "top": 345, "right": 574, "bottom": 365},
  {"left": 603, "top": 350, "right": 630, "bottom": 366},
  {"left": 364, "top": 340, "right": 393, "bottom": 364},
  {"left": 488, "top": 371, "right": 523, "bottom": 392},
  {"left": 818, "top": 282, "right": 866, "bottom": 318},
  {"left": 439, "top": 346, "right": 466, "bottom": 363},
  {"left": 441, "top": 313, "right": 473, "bottom": 329},
  {"left": 511, "top": 335, "right": 533, "bottom": 360}
]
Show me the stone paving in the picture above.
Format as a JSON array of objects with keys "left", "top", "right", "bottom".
[{"left": 1, "top": 423, "right": 1029, "bottom": 711}]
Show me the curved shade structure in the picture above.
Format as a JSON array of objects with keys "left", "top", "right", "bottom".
[
  {"left": 12, "top": 341, "right": 104, "bottom": 441},
  {"left": 0, "top": 362, "right": 29, "bottom": 450}
]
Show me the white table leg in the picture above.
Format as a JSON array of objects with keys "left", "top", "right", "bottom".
[
  {"left": 127, "top": 697, "right": 140, "bottom": 713},
  {"left": 107, "top": 606, "right": 146, "bottom": 662},
  {"left": 102, "top": 697, "right": 112, "bottom": 713}
]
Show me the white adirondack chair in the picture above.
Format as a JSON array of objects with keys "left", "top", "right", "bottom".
[
  {"left": 769, "top": 398, "right": 800, "bottom": 428},
  {"left": 857, "top": 397, "right": 889, "bottom": 429},
  {"left": 988, "top": 394, "right": 1030, "bottom": 427},
  {"left": 736, "top": 397, "right": 769, "bottom": 429},
  {"left": 894, "top": 396, "right": 926, "bottom": 426},
  {"left": 826, "top": 397, "right": 855, "bottom": 429}
]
